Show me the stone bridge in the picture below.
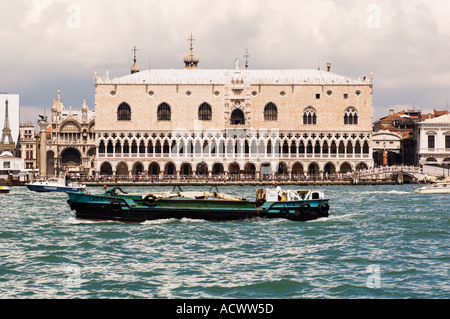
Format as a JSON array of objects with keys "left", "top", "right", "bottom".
[{"left": 354, "top": 166, "right": 424, "bottom": 184}]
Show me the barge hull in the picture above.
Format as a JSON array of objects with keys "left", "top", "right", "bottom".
[{"left": 67, "top": 199, "right": 327, "bottom": 223}]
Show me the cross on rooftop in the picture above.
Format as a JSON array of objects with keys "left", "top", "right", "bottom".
[
  {"left": 188, "top": 33, "right": 195, "bottom": 50},
  {"left": 244, "top": 48, "right": 250, "bottom": 69},
  {"left": 131, "top": 46, "right": 138, "bottom": 60}
]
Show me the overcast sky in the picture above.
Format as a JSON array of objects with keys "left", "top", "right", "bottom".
[{"left": 1, "top": 0, "right": 449, "bottom": 125}]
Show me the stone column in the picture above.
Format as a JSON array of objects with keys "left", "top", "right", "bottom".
[{"left": 38, "top": 120, "right": 49, "bottom": 178}]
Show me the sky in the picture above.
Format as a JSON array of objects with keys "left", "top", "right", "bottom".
[{"left": 1, "top": 0, "right": 449, "bottom": 125}]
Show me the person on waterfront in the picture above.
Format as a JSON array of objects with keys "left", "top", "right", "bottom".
[{"left": 272, "top": 182, "right": 283, "bottom": 201}]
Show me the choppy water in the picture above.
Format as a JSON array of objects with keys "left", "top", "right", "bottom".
[{"left": 0, "top": 184, "right": 448, "bottom": 299}]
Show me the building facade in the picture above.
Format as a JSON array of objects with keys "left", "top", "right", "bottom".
[
  {"left": 18, "top": 122, "right": 37, "bottom": 170},
  {"left": 47, "top": 90, "right": 96, "bottom": 176},
  {"left": 373, "top": 108, "right": 422, "bottom": 166},
  {"left": 372, "top": 130, "right": 402, "bottom": 166},
  {"left": 416, "top": 114, "right": 450, "bottom": 166},
  {"left": 93, "top": 43, "right": 374, "bottom": 179}
]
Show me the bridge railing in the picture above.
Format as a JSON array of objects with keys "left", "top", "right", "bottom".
[{"left": 358, "top": 166, "right": 421, "bottom": 177}]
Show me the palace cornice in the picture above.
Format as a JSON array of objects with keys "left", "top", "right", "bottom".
[
  {"left": 95, "top": 69, "right": 373, "bottom": 86},
  {"left": 420, "top": 123, "right": 450, "bottom": 128}
]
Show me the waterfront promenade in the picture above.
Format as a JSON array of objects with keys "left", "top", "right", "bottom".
[{"left": 3, "top": 166, "right": 439, "bottom": 187}]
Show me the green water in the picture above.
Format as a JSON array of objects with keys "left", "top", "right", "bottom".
[{"left": 0, "top": 184, "right": 448, "bottom": 299}]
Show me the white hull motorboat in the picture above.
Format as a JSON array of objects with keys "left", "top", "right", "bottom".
[{"left": 414, "top": 182, "right": 450, "bottom": 194}]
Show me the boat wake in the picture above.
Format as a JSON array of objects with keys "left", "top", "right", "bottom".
[
  {"left": 314, "top": 212, "right": 360, "bottom": 222},
  {"left": 140, "top": 218, "right": 181, "bottom": 225},
  {"left": 64, "top": 217, "right": 99, "bottom": 224}
]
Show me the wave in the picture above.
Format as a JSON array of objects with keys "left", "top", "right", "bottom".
[
  {"left": 310, "top": 212, "right": 361, "bottom": 222},
  {"left": 140, "top": 218, "right": 181, "bottom": 225}
]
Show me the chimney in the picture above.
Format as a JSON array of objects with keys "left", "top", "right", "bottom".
[
  {"left": 389, "top": 109, "right": 395, "bottom": 116},
  {"left": 327, "top": 63, "right": 331, "bottom": 72}
]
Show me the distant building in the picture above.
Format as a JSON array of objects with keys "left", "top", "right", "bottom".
[
  {"left": 46, "top": 89, "right": 96, "bottom": 176},
  {"left": 372, "top": 130, "right": 402, "bottom": 166},
  {"left": 0, "top": 151, "right": 24, "bottom": 180},
  {"left": 415, "top": 114, "right": 450, "bottom": 166},
  {"left": 17, "top": 122, "right": 37, "bottom": 170},
  {"left": 373, "top": 108, "right": 449, "bottom": 166}
]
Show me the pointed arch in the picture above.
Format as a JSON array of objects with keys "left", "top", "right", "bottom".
[
  {"left": 230, "top": 109, "right": 245, "bottom": 125},
  {"left": 264, "top": 102, "right": 278, "bottom": 121},
  {"left": 198, "top": 103, "right": 212, "bottom": 121},
  {"left": 157, "top": 103, "right": 171, "bottom": 121},
  {"left": 303, "top": 107, "right": 317, "bottom": 125},
  {"left": 117, "top": 103, "right": 131, "bottom": 121}
]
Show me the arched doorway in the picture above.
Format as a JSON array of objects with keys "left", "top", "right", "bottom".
[
  {"left": 228, "top": 163, "right": 240, "bottom": 175},
  {"left": 340, "top": 162, "right": 352, "bottom": 173},
  {"left": 291, "top": 162, "right": 304, "bottom": 178},
  {"left": 212, "top": 163, "right": 224, "bottom": 175},
  {"left": 116, "top": 162, "right": 129, "bottom": 176},
  {"left": 356, "top": 162, "right": 368, "bottom": 171},
  {"left": 244, "top": 162, "right": 256, "bottom": 177},
  {"left": 276, "top": 162, "right": 288, "bottom": 175},
  {"left": 164, "top": 162, "right": 176, "bottom": 176},
  {"left": 149, "top": 162, "right": 160, "bottom": 175},
  {"left": 324, "top": 163, "right": 336, "bottom": 175},
  {"left": 260, "top": 163, "right": 272, "bottom": 177},
  {"left": 308, "top": 163, "right": 319, "bottom": 177},
  {"left": 61, "top": 148, "right": 82, "bottom": 168},
  {"left": 180, "top": 163, "right": 192, "bottom": 176},
  {"left": 100, "top": 162, "right": 112, "bottom": 176},
  {"left": 196, "top": 163, "right": 208, "bottom": 176},
  {"left": 230, "top": 109, "right": 245, "bottom": 125},
  {"left": 132, "top": 162, "right": 144, "bottom": 176}
]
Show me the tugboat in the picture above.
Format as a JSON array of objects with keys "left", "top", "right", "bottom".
[
  {"left": 66, "top": 186, "right": 330, "bottom": 222},
  {"left": 26, "top": 172, "right": 86, "bottom": 193}
]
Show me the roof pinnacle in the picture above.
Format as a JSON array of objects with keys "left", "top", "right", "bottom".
[{"left": 131, "top": 46, "right": 140, "bottom": 74}]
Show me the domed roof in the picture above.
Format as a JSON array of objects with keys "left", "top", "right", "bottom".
[
  {"left": 131, "top": 61, "right": 140, "bottom": 74},
  {"left": 184, "top": 50, "right": 199, "bottom": 64}
]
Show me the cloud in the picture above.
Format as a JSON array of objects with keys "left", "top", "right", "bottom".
[{"left": 0, "top": 0, "right": 449, "bottom": 122}]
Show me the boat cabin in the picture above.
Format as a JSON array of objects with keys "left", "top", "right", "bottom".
[{"left": 256, "top": 188, "right": 325, "bottom": 202}]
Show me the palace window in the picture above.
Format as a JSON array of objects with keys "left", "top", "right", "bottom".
[
  {"left": 230, "top": 109, "right": 245, "bottom": 125},
  {"left": 107, "top": 141, "right": 113, "bottom": 154},
  {"left": 157, "top": 103, "right": 171, "bottom": 121},
  {"left": 117, "top": 103, "right": 131, "bottom": 121},
  {"left": 98, "top": 141, "right": 105, "bottom": 153},
  {"left": 445, "top": 135, "right": 450, "bottom": 149},
  {"left": 303, "top": 107, "right": 317, "bottom": 125},
  {"left": 428, "top": 135, "right": 435, "bottom": 149},
  {"left": 264, "top": 103, "right": 278, "bottom": 121},
  {"left": 344, "top": 107, "right": 358, "bottom": 125},
  {"left": 198, "top": 103, "right": 212, "bottom": 121}
]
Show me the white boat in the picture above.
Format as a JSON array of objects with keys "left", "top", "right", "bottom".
[
  {"left": 26, "top": 173, "right": 86, "bottom": 193},
  {"left": 414, "top": 182, "right": 450, "bottom": 194},
  {"left": 0, "top": 186, "right": 10, "bottom": 194}
]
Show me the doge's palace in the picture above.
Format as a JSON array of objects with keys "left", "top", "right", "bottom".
[{"left": 94, "top": 38, "right": 374, "bottom": 179}]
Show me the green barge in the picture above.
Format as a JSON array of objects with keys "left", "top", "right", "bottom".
[{"left": 66, "top": 187, "right": 330, "bottom": 222}]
